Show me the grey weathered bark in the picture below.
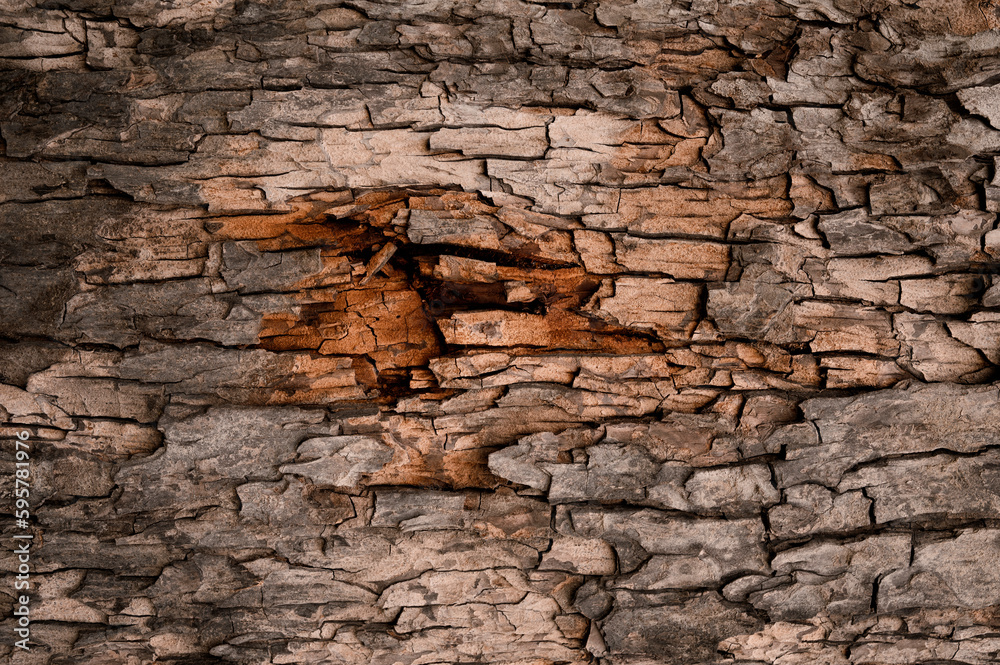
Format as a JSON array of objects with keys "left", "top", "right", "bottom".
[{"left": 3, "top": 0, "right": 1000, "bottom": 663}]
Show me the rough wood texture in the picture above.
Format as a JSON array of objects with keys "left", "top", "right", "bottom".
[{"left": 3, "top": 1, "right": 1000, "bottom": 664}]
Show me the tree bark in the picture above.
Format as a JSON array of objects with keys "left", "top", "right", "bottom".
[{"left": 3, "top": 1, "right": 1000, "bottom": 663}]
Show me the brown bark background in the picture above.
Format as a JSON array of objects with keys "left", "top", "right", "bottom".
[{"left": 3, "top": 0, "right": 1000, "bottom": 663}]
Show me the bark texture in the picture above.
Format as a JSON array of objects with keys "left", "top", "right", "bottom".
[{"left": 3, "top": 0, "right": 1000, "bottom": 663}]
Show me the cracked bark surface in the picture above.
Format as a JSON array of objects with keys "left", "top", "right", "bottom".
[{"left": 3, "top": 0, "right": 1000, "bottom": 663}]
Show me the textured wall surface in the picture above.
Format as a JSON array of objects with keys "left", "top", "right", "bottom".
[{"left": 3, "top": 0, "right": 1000, "bottom": 663}]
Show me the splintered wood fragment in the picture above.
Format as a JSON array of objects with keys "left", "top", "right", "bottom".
[{"left": 360, "top": 242, "right": 398, "bottom": 285}]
